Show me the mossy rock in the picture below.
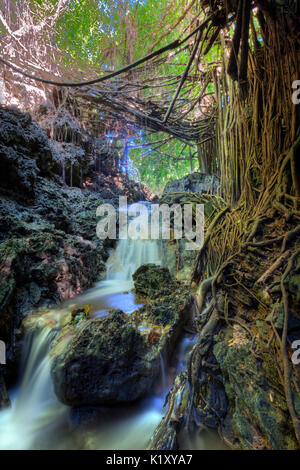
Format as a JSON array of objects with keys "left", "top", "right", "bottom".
[{"left": 133, "top": 264, "right": 176, "bottom": 299}]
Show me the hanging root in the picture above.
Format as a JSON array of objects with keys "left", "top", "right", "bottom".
[
  {"left": 195, "top": 275, "right": 216, "bottom": 315},
  {"left": 227, "top": 0, "right": 243, "bottom": 81}
]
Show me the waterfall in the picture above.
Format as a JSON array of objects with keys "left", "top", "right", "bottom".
[
  {"left": 69, "top": 202, "right": 162, "bottom": 310},
  {"left": 106, "top": 201, "right": 162, "bottom": 282},
  {"left": 176, "top": 334, "right": 198, "bottom": 374}
]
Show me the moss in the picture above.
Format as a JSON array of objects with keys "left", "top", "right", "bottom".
[
  {"left": 133, "top": 263, "right": 175, "bottom": 299},
  {"left": 256, "top": 319, "right": 270, "bottom": 340}
]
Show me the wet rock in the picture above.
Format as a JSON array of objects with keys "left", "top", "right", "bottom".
[
  {"left": 163, "top": 172, "right": 220, "bottom": 195},
  {"left": 0, "top": 372, "right": 10, "bottom": 410},
  {"left": 213, "top": 338, "right": 299, "bottom": 449},
  {"left": 50, "top": 310, "right": 154, "bottom": 406},
  {"left": 50, "top": 275, "right": 194, "bottom": 407}
]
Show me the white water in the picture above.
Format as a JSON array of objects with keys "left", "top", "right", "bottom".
[
  {"left": 0, "top": 328, "right": 69, "bottom": 449},
  {"left": 0, "top": 203, "right": 225, "bottom": 450},
  {"left": 63, "top": 223, "right": 162, "bottom": 317},
  {"left": 106, "top": 238, "right": 162, "bottom": 282}
]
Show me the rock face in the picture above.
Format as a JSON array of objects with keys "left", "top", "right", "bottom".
[
  {"left": 162, "top": 172, "right": 220, "bottom": 196},
  {"left": 0, "top": 106, "right": 53, "bottom": 198},
  {"left": 50, "top": 310, "right": 155, "bottom": 406},
  {"left": 49, "top": 266, "right": 194, "bottom": 407},
  {"left": 35, "top": 104, "right": 154, "bottom": 200},
  {"left": 213, "top": 335, "right": 299, "bottom": 450}
]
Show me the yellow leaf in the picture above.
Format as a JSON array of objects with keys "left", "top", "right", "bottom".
[{"left": 84, "top": 304, "right": 91, "bottom": 317}]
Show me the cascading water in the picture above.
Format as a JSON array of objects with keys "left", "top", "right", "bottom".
[{"left": 106, "top": 237, "right": 161, "bottom": 281}]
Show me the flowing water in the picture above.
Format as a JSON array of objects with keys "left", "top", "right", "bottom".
[{"left": 0, "top": 203, "right": 226, "bottom": 450}]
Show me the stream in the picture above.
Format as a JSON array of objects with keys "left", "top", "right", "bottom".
[{"left": 0, "top": 203, "right": 226, "bottom": 450}]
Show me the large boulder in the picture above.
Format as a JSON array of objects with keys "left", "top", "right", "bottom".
[
  {"left": 50, "top": 310, "right": 156, "bottom": 406},
  {"left": 163, "top": 172, "right": 220, "bottom": 195},
  {"left": 49, "top": 268, "right": 194, "bottom": 407}
]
